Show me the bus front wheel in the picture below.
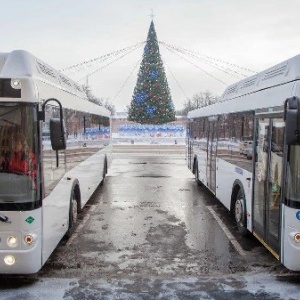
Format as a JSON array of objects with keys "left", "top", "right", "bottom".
[
  {"left": 66, "top": 186, "right": 80, "bottom": 238},
  {"left": 194, "top": 160, "right": 202, "bottom": 186},
  {"left": 100, "top": 157, "right": 108, "bottom": 186},
  {"left": 234, "top": 189, "right": 248, "bottom": 236}
]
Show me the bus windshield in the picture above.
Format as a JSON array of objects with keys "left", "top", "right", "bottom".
[
  {"left": 286, "top": 145, "right": 300, "bottom": 205},
  {"left": 0, "top": 103, "right": 38, "bottom": 209}
]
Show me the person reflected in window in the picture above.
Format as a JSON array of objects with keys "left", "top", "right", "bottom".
[{"left": 1, "top": 132, "right": 36, "bottom": 179}]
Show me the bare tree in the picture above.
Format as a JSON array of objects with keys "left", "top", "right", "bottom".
[
  {"left": 83, "top": 85, "right": 115, "bottom": 115},
  {"left": 178, "top": 91, "right": 219, "bottom": 115},
  {"left": 191, "top": 91, "right": 218, "bottom": 108}
]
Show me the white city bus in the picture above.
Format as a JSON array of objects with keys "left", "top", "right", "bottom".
[
  {"left": 0, "top": 50, "right": 112, "bottom": 274},
  {"left": 187, "top": 54, "right": 300, "bottom": 271}
]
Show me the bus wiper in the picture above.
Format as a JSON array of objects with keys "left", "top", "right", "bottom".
[{"left": 0, "top": 213, "right": 11, "bottom": 223}]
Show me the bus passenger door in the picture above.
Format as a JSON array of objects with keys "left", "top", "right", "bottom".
[
  {"left": 206, "top": 120, "right": 217, "bottom": 193},
  {"left": 253, "top": 116, "right": 284, "bottom": 255}
]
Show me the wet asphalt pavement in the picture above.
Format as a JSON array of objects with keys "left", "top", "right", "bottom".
[{"left": 1, "top": 145, "right": 300, "bottom": 299}]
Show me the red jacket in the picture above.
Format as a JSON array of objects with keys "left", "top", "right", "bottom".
[{"left": 8, "top": 151, "right": 36, "bottom": 178}]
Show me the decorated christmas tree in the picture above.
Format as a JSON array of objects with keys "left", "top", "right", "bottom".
[{"left": 128, "top": 21, "right": 176, "bottom": 124}]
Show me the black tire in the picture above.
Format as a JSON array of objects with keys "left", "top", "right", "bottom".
[
  {"left": 194, "top": 161, "right": 202, "bottom": 186},
  {"left": 66, "top": 188, "right": 78, "bottom": 238},
  {"left": 103, "top": 159, "right": 107, "bottom": 178},
  {"left": 100, "top": 158, "right": 107, "bottom": 186},
  {"left": 234, "top": 189, "right": 248, "bottom": 236}
]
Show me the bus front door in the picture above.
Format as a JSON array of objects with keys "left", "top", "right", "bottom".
[
  {"left": 206, "top": 120, "right": 217, "bottom": 194},
  {"left": 253, "top": 116, "right": 284, "bottom": 256}
]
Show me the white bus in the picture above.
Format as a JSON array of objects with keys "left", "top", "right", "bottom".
[
  {"left": 187, "top": 55, "right": 300, "bottom": 271},
  {"left": 0, "top": 50, "right": 112, "bottom": 274}
]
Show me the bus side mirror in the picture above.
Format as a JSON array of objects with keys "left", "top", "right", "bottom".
[
  {"left": 284, "top": 96, "right": 300, "bottom": 145},
  {"left": 40, "top": 98, "right": 66, "bottom": 151},
  {"left": 50, "top": 118, "right": 66, "bottom": 150}
]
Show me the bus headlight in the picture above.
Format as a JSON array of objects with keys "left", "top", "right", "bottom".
[
  {"left": 294, "top": 233, "right": 300, "bottom": 243},
  {"left": 4, "top": 255, "right": 15, "bottom": 266},
  {"left": 7, "top": 236, "right": 18, "bottom": 248}
]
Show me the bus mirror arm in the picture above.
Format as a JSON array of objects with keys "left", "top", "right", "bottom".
[
  {"left": 40, "top": 98, "right": 64, "bottom": 122},
  {"left": 284, "top": 96, "right": 300, "bottom": 145},
  {"left": 40, "top": 98, "right": 66, "bottom": 151}
]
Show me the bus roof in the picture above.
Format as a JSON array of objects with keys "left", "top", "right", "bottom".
[
  {"left": 0, "top": 50, "right": 111, "bottom": 117},
  {"left": 188, "top": 54, "right": 300, "bottom": 119}
]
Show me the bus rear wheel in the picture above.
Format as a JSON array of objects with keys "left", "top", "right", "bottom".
[{"left": 234, "top": 189, "right": 248, "bottom": 236}]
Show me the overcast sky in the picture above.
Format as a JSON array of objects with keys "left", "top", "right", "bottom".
[{"left": 1, "top": 0, "right": 300, "bottom": 111}]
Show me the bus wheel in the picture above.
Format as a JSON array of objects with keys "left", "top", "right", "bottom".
[
  {"left": 234, "top": 189, "right": 248, "bottom": 236},
  {"left": 66, "top": 188, "right": 78, "bottom": 237},
  {"left": 194, "top": 161, "right": 202, "bottom": 186},
  {"left": 103, "top": 158, "right": 107, "bottom": 178},
  {"left": 100, "top": 157, "right": 107, "bottom": 186}
]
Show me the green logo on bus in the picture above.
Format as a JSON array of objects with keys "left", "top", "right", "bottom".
[{"left": 25, "top": 216, "right": 35, "bottom": 224}]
